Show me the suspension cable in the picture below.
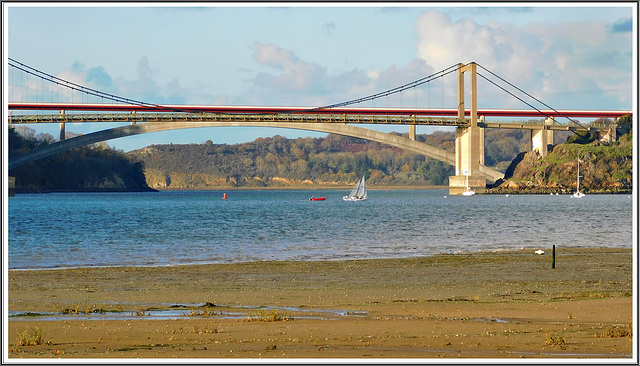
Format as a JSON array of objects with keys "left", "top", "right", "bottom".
[
  {"left": 304, "top": 63, "right": 461, "bottom": 112},
  {"left": 10, "top": 58, "right": 461, "bottom": 117},
  {"left": 477, "top": 72, "right": 553, "bottom": 119},
  {"left": 8, "top": 58, "right": 190, "bottom": 113},
  {"left": 476, "top": 63, "right": 590, "bottom": 132}
]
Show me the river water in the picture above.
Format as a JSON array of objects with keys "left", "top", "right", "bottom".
[{"left": 6, "top": 190, "right": 634, "bottom": 270}]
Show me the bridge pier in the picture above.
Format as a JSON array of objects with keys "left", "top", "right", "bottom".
[
  {"left": 532, "top": 117, "right": 554, "bottom": 157},
  {"left": 449, "top": 124, "right": 486, "bottom": 194},
  {"left": 449, "top": 62, "right": 487, "bottom": 195},
  {"left": 409, "top": 124, "right": 416, "bottom": 141},
  {"left": 59, "top": 122, "right": 66, "bottom": 141},
  {"left": 601, "top": 125, "right": 617, "bottom": 143},
  {"left": 59, "top": 110, "right": 66, "bottom": 141}
]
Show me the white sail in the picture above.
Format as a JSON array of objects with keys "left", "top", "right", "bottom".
[
  {"left": 357, "top": 176, "right": 367, "bottom": 199},
  {"left": 348, "top": 178, "right": 360, "bottom": 197},
  {"left": 343, "top": 176, "right": 367, "bottom": 201}
]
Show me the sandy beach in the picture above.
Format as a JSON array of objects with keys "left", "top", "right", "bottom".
[{"left": 7, "top": 247, "right": 634, "bottom": 360}]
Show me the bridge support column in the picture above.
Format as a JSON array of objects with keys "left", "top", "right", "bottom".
[
  {"left": 59, "top": 110, "right": 66, "bottom": 141},
  {"left": 532, "top": 117, "right": 554, "bottom": 157},
  {"left": 545, "top": 117, "right": 554, "bottom": 146},
  {"left": 477, "top": 116, "right": 485, "bottom": 166},
  {"left": 601, "top": 125, "right": 617, "bottom": 143},
  {"left": 450, "top": 125, "right": 485, "bottom": 194},
  {"left": 59, "top": 122, "right": 66, "bottom": 141},
  {"left": 449, "top": 62, "right": 486, "bottom": 195},
  {"left": 409, "top": 124, "right": 416, "bottom": 141}
]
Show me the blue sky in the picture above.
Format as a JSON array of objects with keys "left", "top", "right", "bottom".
[{"left": 4, "top": 2, "right": 636, "bottom": 152}]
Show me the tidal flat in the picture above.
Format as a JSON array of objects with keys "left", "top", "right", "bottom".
[{"left": 7, "top": 248, "right": 633, "bottom": 359}]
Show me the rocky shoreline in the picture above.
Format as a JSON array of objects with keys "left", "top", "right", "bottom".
[
  {"left": 485, "top": 180, "right": 632, "bottom": 195},
  {"left": 485, "top": 136, "right": 633, "bottom": 195}
]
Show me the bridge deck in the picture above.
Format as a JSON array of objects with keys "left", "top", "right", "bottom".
[
  {"left": 9, "top": 112, "right": 614, "bottom": 131},
  {"left": 9, "top": 113, "right": 467, "bottom": 126},
  {"left": 7, "top": 102, "right": 632, "bottom": 119}
]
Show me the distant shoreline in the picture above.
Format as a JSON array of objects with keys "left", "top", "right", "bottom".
[
  {"left": 11, "top": 185, "right": 633, "bottom": 194},
  {"left": 152, "top": 185, "right": 448, "bottom": 191},
  {"left": 11, "top": 185, "right": 448, "bottom": 193}
]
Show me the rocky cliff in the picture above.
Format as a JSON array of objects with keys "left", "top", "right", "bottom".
[{"left": 487, "top": 133, "right": 633, "bottom": 194}]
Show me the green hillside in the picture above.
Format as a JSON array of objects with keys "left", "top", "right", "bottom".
[{"left": 127, "top": 129, "right": 536, "bottom": 190}]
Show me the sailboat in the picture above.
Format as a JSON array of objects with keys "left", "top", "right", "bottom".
[
  {"left": 343, "top": 175, "right": 367, "bottom": 201},
  {"left": 462, "top": 186, "right": 476, "bottom": 196},
  {"left": 572, "top": 159, "right": 585, "bottom": 198}
]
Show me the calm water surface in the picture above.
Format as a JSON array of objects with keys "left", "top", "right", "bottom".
[{"left": 7, "top": 190, "right": 634, "bottom": 270}]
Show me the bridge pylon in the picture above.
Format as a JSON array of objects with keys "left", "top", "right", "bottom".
[{"left": 449, "top": 62, "right": 488, "bottom": 195}]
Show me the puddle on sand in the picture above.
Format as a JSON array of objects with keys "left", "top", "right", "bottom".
[
  {"left": 8, "top": 303, "right": 369, "bottom": 322},
  {"left": 381, "top": 315, "right": 512, "bottom": 323}
]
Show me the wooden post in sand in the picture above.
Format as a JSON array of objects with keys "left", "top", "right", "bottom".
[{"left": 552, "top": 245, "right": 556, "bottom": 269}]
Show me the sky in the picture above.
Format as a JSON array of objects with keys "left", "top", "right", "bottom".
[{"left": 3, "top": 2, "right": 637, "bottom": 152}]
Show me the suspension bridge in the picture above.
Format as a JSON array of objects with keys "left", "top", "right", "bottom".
[{"left": 6, "top": 59, "right": 632, "bottom": 194}]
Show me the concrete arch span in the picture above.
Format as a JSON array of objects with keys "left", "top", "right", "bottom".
[{"left": 9, "top": 121, "right": 504, "bottom": 182}]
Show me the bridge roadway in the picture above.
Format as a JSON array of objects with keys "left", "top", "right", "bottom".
[
  {"left": 8, "top": 102, "right": 633, "bottom": 119},
  {"left": 8, "top": 111, "right": 617, "bottom": 132}
]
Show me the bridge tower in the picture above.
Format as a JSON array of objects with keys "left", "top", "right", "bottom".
[{"left": 449, "top": 63, "right": 486, "bottom": 195}]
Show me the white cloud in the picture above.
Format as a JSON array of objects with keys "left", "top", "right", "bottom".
[
  {"left": 251, "top": 42, "right": 328, "bottom": 94},
  {"left": 416, "top": 11, "right": 498, "bottom": 69},
  {"left": 18, "top": 57, "right": 191, "bottom": 106},
  {"left": 414, "top": 10, "right": 633, "bottom": 110},
  {"left": 249, "top": 42, "right": 438, "bottom": 107},
  {"left": 366, "top": 70, "right": 380, "bottom": 79}
]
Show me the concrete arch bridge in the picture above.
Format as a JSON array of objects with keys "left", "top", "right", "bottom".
[{"left": 7, "top": 119, "right": 505, "bottom": 184}]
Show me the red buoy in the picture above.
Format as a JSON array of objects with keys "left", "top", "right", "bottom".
[{"left": 222, "top": 193, "right": 227, "bottom": 199}]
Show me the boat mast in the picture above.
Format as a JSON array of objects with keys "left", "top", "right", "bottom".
[{"left": 576, "top": 159, "right": 580, "bottom": 192}]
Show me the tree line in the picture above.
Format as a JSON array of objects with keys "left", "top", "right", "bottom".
[
  {"left": 127, "top": 128, "right": 539, "bottom": 189},
  {"left": 9, "top": 127, "right": 152, "bottom": 193}
]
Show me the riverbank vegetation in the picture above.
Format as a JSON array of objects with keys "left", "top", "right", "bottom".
[
  {"left": 128, "top": 129, "right": 539, "bottom": 189},
  {"left": 8, "top": 127, "right": 153, "bottom": 193}
]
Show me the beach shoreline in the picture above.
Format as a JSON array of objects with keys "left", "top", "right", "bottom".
[{"left": 6, "top": 247, "right": 634, "bottom": 359}]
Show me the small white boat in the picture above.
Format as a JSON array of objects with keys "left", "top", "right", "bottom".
[
  {"left": 571, "top": 159, "right": 586, "bottom": 198},
  {"left": 343, "top": 175, "right": 367, "bottom": 201},
  {"left": 462, "top": 187, "right": 476, "bottom": 196}
]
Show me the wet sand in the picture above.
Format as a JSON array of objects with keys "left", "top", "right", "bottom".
[{"left": 7, "top": 248, "right": 634, "bottom": 359}]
